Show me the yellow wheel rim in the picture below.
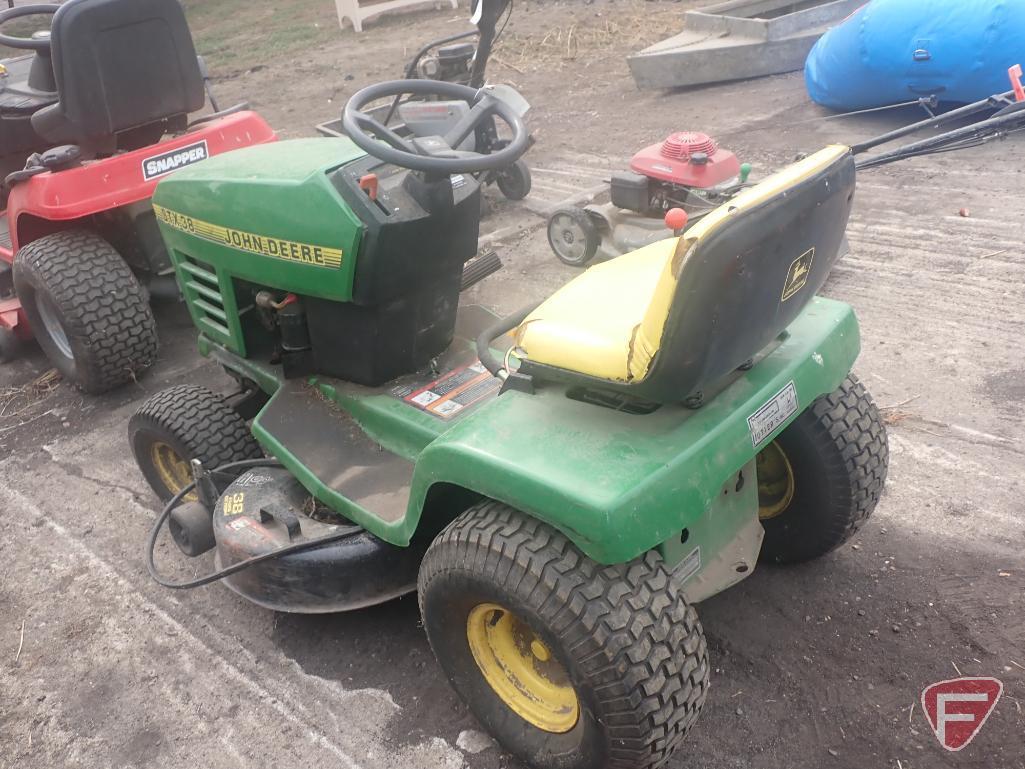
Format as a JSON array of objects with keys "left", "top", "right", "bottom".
[
  {"left": 150, "top": 441, "right": 196, "bottom": 501},
  {"left": 756, "top": 441, "right": 796, "bottom": 520},
  {"left": 466, "top": 603, "right": 579, "bottom": 733}
]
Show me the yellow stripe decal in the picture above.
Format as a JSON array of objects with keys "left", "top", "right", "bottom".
[{"left": 153, "top": 204, "right": 343, "bottom": 269}]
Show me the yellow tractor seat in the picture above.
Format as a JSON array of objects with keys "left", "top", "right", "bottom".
[
  {"left": 514, "top": 236, "right": 679, "bottom": 382},
  {"left": 515, "top": 145, "right": 856, "bottom": 404}
]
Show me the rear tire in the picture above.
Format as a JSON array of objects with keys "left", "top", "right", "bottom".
[
  {"left": 129, "top": 384, "right": 263, "bottom": 502},
  {"left": 418, "top": 502, "right": 709, "bottom": 769},
  {"left": 13, "top": 230, "right": 158, "bottom": 393},
  {"left": 758, "top": 374, "right": 888, "bottom": 564},
  {"left": 547, "top": 207, "right": 599, "bottom": 267}
]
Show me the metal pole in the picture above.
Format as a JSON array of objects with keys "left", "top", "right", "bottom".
[{"left": 851, "top": 90, "right": 1016, "bottom": 154}]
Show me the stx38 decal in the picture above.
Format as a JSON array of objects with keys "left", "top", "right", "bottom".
[{"left": 153, "top": 204, "right": 344, "bottom": 268}]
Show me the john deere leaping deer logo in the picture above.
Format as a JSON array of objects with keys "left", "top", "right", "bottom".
[{"left": 782, "top": 248, "right": 815, "bottom": 302}]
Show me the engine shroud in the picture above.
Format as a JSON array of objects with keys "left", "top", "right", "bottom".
[{"left": 630, "top": 131, "right": 740, "bottom": 188}]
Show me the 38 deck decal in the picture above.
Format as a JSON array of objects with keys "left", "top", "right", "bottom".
[
  {"left": 747, "top": 381, "right": 799, "bottom": 447},
  {"left": 142, "top": 140, "right": 209, "bottom": 181},
  {"left": 153, "top": 204, "right": 344, "bottom": 268}
]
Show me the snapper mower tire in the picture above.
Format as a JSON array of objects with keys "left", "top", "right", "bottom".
[
  {"left": 757, "top": 374, "right": 888, "bottom": 564},
  {"left": 418, "top": 501, "right": 709, "bottom": 769},
  {"left": 0, "top": 326, "right": 21, "bottom": 363},
  {"left": 129, "top": 385, "right": 263, "bottom": 502},
  {"left": 13, "top": 230, "right": 158, "bottom": 393}
]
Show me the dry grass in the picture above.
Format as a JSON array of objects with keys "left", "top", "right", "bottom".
[
  {"left": 495, "top": 3, "right": 682, "bottom": 71},
  {"left": 0, "top": 369, "right": 60, "bottom": 420},
  {"left": 181, "top": 0, "right": 339, "bottom": 72}
]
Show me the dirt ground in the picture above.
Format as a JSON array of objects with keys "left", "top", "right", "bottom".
[{"left": 2, "top": 2, "right": 1024, "bottom": 768}]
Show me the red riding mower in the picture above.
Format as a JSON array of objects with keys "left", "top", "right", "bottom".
[{"left": 0, "top": 0, "right": 275, "bottom": 393}]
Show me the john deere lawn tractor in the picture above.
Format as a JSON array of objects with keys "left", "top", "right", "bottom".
[{"left": 129, "top": 77, "right": 892, "bottom": 769}]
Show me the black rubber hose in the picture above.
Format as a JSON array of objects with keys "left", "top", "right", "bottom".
[
  {"left": 145, "top": 458, "right": 362, "bottom": 590},
  {"left": 476, "top": 301, "right": 540, "bottom": 377}
]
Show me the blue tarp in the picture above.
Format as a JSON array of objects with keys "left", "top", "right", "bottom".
[{"left": 805, "top": 0, "right": 1025, "bottom": 110}]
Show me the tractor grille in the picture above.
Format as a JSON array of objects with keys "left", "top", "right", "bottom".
[{"left": 177, "top": 254, "right": 237, "bottom": 349}]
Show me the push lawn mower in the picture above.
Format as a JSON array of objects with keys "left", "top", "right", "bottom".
[
  {"left": 316, "top": 0, "right": 533, "bottom": 203},
  {"left": 0, "top": 0, "right": 275, "bottom": 393},
  {"left": 127, "top": 70, "right": 1025, "bottom": 769},
  {"left": 548, "top": 130, "right": 751, "bottom": 266}
]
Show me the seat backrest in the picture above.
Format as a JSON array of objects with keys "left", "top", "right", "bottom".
[
  {"left": 628, "top": 145, "right": 856, "bottom": 403},
  {"left": 33, "top": 0, "right": 204, "bottom": 145}
]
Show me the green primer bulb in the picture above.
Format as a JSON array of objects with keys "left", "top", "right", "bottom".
[{"left": 740, "top": 162, "right": 752, "bottom": 183}]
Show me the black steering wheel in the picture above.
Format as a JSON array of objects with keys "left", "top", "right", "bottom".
[
  {"left": 0, "top": 3, "right": 59, "bottom": 52},
  {"left": 342, "top": 80, "right": 529, "bottom": 175}
]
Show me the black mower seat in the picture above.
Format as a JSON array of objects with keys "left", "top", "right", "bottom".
[
  {"left": 30, "top": 0, "right": 204, "bottom": 149},
  {"left": 0, "top": 55, "right": 58, "bottom": 173},
  {"left": 514, "top": 145, "right": 856, "bottom": 404}
]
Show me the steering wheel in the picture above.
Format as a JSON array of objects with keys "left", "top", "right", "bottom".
[
  {"left": 342, "top": 80, "right": 529, "bottom": 175},
  {"left": 0, "top": 4, "right": 59, "bottom": 52}
]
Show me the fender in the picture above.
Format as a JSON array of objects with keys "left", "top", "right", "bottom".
[{"left": 6, "top": 110, "right": 276, "bottom": 251}]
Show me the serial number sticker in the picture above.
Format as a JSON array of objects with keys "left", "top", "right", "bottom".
[
  {"left": 391, "top": 361, "right": 500, "bottom": 420},
  {"left": 673, "top": 547, "right": 701, "bottom": 584},
  {"left": 153, "top": 204, "right": 344, "bottom": 269},
  {"left": 747, "top": 381, "right": 799, "bottom": 447}
]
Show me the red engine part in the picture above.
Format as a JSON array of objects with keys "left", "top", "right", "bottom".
[{"left": 629, "top": 131, "right": 740, "bottom": 188}]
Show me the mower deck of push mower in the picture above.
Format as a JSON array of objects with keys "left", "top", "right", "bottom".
[{"left": 547, "top": 130, "right": 750, "bottom": 267}]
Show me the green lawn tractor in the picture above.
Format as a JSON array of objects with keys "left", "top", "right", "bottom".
[{"left": 129, "top": 79, "right": 891, "bottom": 769}]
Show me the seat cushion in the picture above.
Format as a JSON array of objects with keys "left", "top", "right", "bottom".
[{"left": 515, "top": 237, "right": 680, "bottom": 381}]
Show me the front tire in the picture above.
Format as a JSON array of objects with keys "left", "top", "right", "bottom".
[
  {"left": 129, "top": 384, "right": 263, "bottom": 502},
  {"left": 418, "top": 502, "right": 709, "bottom": 769},
  {"left": 495, "top": 158, "right": 532, "bottom": 200},
  {"left": 758, "top": 374, "right": 888, "bottom": 564},
  {"left": 13, "top": 230, "right": 158, "bottom": 393}
]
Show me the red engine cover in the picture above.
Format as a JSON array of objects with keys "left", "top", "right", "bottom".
[{"left": 629, "top": 131, "right": 740, "bottom": 188}]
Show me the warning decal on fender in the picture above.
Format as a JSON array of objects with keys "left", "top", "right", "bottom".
[
  {"left": 142, "top": 140, "right": 209, "bottom": 181},
  {"left": 747, "top": 381, "right": 799, "bottom": 447},
  {"left": 391, "top": 361, "right": 500, "bottom": 420}
]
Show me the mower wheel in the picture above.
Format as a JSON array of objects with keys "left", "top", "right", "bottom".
[
  {"left": 0, "top": 327, "right": 21, "bottom": 363},
  {"left": 757, "top": 374, "right": 888, "bottom": 564},
  {"left": 169, "top": 501, "right": 217, "bottom": 557},
  {"left": 418, "top": 501, "right": 709, "bottom": 769},
  {"left": 495, "top": 159, "right": 532, "bottom": 200},
  {"left": 129, "top": 384, "right": 263, "bottom": 502},
  {"left": 13, "top": 230, "right": 158, "bottom": 393},
  {"left": 547, "top": 207, "right": 599, "bottom": 267}
]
